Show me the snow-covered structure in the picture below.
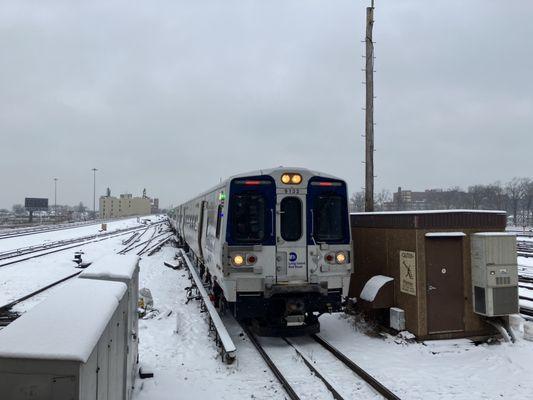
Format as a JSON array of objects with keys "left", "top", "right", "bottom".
[
  {"left": 0, "top": 279, "right": 128, "bottom": 400},
  {"left": 79, "top": 254, "right": 140, "bottom": 399},
  {"left": 350, "top": 210, "right": 514, "bottom": 339}
]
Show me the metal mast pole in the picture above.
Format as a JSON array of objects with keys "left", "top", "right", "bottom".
[
  {"left": 92, "top": 168, "right": 98, "bottom": 218},
  {"left": 54, "top": 177, "right": 58, "bottom": 223},
  {"left": 364, "top": 0, "right": 375, "bottom": 212}
]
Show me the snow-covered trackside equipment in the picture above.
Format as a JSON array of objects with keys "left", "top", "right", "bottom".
[
  {"left": 524, "top": 322, "right": 533, "bottom": 341},
  {"left": 179, "top": 249, "right": 237, "bottom": 363},
  {"left": 0, "top": 279, "right": 129, "bottom": 400},
  {"left": 79, "top": 254, "right": 141, "bottom": 400}
]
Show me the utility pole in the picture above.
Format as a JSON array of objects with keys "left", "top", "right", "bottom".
[
  {"left": 54, "top": 177, "right": 58, "bottom": 223},
  {"left": 364, "top": 0, "right": 375, "bottom": 212},
  {"left": 92, "top": 168, "right": 98, "bottom": 219}
]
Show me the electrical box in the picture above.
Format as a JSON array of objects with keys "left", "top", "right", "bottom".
[
  {"left": 390, "top": 307, "right": 406, "bottom": 331},
  {"left": 471, "top": 233, "right": 519, "bottom": 317},
  {"left": 0, "top": 279, "right": 128, "bottom": 400},
  {"left": 80, "top": 254, "right": 140, "bottom": 400}
]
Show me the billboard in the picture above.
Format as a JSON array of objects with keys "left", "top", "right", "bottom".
[{"left": 25, "top": 198, "right": 49, "bottom": 211}]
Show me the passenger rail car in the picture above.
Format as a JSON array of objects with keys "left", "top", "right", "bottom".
[{"left": 173, "top": 167, "right": 352, "bottom": 335}]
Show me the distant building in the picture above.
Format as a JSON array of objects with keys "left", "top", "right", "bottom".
[
  {"left": 150, "top": 198, "right": 159, "bottom": 214},
  {"left": 99, "top": 193, "right": 151, "bottom": 219},
  {"left": 384, "top": 187, "right": 471, "bottom": 211}
]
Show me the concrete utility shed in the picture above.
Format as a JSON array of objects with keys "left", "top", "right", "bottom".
[{"left": 349, "top": 210, "right": 507, "bottom": 340}]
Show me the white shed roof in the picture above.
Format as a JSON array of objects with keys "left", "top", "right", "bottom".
[
  {"left": 80, "top": 254, "right": 139, "bottom": 280},
  {"left": 0, "top": 279, "right": 126, "bottom": 363}
]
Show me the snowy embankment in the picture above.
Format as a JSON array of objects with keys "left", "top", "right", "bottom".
[{"left": 136, "top": 248, "right": 533, "bottom": 400}]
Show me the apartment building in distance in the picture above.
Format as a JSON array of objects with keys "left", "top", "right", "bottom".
[{"left": 99, "top": 193, "right": 151, "bottom": 219}]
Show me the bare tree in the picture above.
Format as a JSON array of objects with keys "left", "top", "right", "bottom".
[
  {"left": 522, "top": 179, "right": 533, "bottom": 226},
  {"left": 12, "top": 204, "right": 25, "bottom": 215},
  {"left": 350, "top": 191, "right": 365, "bottom": 212},
  {"left": 374, "top": 189, "right": 391, "bottom": 211},
  {"left": 75, "top": 202, "right": 87, "bottom": 213},
  {"left": 505, "top": 178, "right": 527, "bottom": 224}
]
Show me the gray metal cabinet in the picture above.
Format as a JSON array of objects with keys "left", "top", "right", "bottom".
[{"left": 0, "top": 279, "right": 128, "bottom": 400}]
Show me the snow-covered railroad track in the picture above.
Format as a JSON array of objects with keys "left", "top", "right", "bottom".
[
  {"left": 0, "top": 271, "right": 82, "bottom": 326},
  {"left": 0, "top": 219, "right": 113, "bottom": 240},
  {"left": 118, "top": 227, "right": 173, "bottom": 256},
  {"left": 245, "top": 328, "right": 399, "bottom": 400},
  {"left": 517, "top": 240, "right": 533, "bottom": 258},
  {"left": 0, "top": 224, "right": 155, "bottom": 268},
  {"left": 0, "top": 221, "right": 172, "bottom": 326}
]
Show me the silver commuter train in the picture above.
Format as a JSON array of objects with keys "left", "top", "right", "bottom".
[{"left": 173, "top": 167, "right": 352, "bottom": 335}]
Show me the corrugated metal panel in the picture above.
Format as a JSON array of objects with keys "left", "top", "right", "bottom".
[{"left": 350, "top": 211, "right": 506, "bottom": 230}]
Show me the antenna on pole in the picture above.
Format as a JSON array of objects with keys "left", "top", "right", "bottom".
[{"left": 364, "top": 0, "right": 375, "bottom": 212}]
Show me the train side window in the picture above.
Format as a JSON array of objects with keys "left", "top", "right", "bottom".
[
  {"left": 216, "top": 205, "right": 223, "bottom": 239},
  {"left": 280, "top": 197, "right": 302, "bottom": 241}
]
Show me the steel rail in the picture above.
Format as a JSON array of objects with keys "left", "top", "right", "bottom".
[
  {"left": 0, "top": 271, "right": 82, "bottom": 313},
  {"left": 0, "top": 220, "right": 172, "bottom": 326},
  {"left": 0, "top": 223, "right": 164, "bottom": 261},
  {"left": 282, "top": 337, "right": 345, "bottom": 400},
  {"left": 144, "top": 235, "right": 174, "bottom": 256},
  {"left": 118, "top": 226, "right": 151, "bottom": 254},
  {"left": 244, "top": 328, "right": 300, "bottom": 400},
  {"left": 0, "top": 215, "right": 147, "bottom": 240},
  {"left": 179, "top": 250, "right": 237, "bottom": 363},
  {"left": 311, "top": 334, "right": 401, "bottom": 400},
  {"left": 135, "top": 227, "right": 158, "bottom": 255},
  {"left": 0, "top": 226, "right": 149, "bottom": 269}
]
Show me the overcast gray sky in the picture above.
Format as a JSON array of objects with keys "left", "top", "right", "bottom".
[{"left": 1, "top": 0, "right": 532, "bottom": 209}]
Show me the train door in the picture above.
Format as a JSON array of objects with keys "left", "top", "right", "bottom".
[
  {"left": 276, "top": 194, "right": 307, "bottom": 283},
  {"left": 197, "top": 201, "right": 207, "bottom": 258}
]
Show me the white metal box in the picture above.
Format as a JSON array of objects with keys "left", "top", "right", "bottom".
[
  {"left": 0, "top": 279, "right": 127, "bottom": 400},
  {"left": 79, "top": 254, "right": 139, "bottom": 400},
  {"left": 471, "top": 233, "right": 519, "bottom": 316},
  {"left": 389, "top": 307, "right": 406, "bottom": 331}
]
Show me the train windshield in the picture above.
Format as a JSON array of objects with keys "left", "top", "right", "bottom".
[
  {"left": 230, "top": 193, "right": 267, "bottom": 242},
  {"left": 314, "top": 194, "right": 345, "bottom": 242}
]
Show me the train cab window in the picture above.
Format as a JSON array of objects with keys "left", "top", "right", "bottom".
[
  {"left": 314, "top": 194, "right": 344, "bottom": 242},
  {"left": 280, "top": 197, "right": 302, "bottom": 241},
  {"left": 230, "top": 193, "right": 266, "bottom": 242},
  {"left": 216, "top": 205, "right": 223, "bottom": 238}
]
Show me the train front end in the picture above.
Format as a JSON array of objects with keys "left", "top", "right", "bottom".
[{"left": 225, "top": 168, "right": 352, "bottom": 335}]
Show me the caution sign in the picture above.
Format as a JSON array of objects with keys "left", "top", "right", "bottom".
[{"left": 399, "top": 251, "right": 417, "bottom": 296}]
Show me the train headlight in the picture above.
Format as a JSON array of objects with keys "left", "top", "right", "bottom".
[
  {"left": 291, "top": 174, "right": 302, "bottom": 184},
  {"left": 232, "top": 254, "right": 244, "bottom": 266},
  {"left": 281, "top": 173, "right": 302, "bottom": 185},
  {"left": 335, "top": 252, "right": 346, "bottom": 264}
]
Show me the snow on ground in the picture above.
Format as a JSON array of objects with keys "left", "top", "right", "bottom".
[
  {"left": 2, "top": 222, "right": 533, "bottom": 399},
  {"left": 0, "top": 216, "right": 162, "bottom": 307},
  {"left": 135, "top": 247, "right": 533, "bottom": 400},
  {"left": 0, "top": 230, "right": 134, "bottom": 307},
  {"left": 318, "top": 315, "right": 533, "bottom": 399},
  {"left": 134, "top": 246, "right": 285, "bottom": 400},
  {"left": 0, "top": 216, "right": 147, "bottom": 253},
  {"left": 518, "top": 256, "right": 533, "bottom": 277}
]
